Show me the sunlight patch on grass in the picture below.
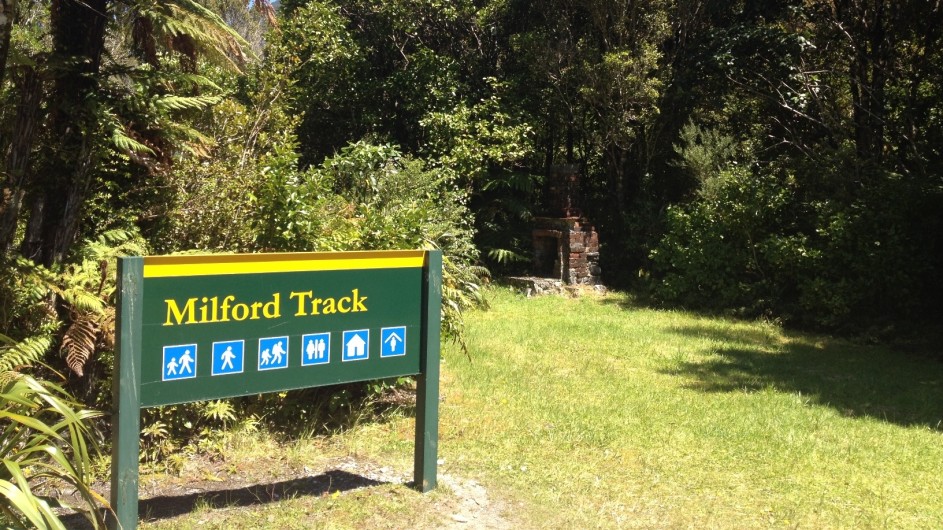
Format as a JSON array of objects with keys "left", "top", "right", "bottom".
[{"left": 440, "top": 287, "right": 943, "bottom": 528}]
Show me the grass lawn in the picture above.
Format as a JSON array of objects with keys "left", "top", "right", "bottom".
[{"left": 137, "top": 286, "right": 943, "bottom": 529}]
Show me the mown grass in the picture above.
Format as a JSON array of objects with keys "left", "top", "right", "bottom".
[{"left": 140, "top": 286, "right": 943, "bottom": 529}]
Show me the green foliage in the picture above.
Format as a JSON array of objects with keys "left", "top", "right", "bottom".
[
  {"left": 0, "top": 228, "right": 146, "bottom": 424},
  {"left": 420, "top": 81, "right": 535, "bottom": 184},
  {"left": 0, "top": 373, "right": 106, "bottom": 529},
  {"left": 650, "top": 166, "right": 794, "bottom": 317},
  {"left": 139, "top": 399, "right": 245, "bottom": 470},
  {"left": 651, "top": 156, "right": 941, "bottom": 331},
  {"left": 0, "top": 335, "right": 53, "bottom": 375},
  {"left": 672, "top": 121, "right": 741, "bottom": 188}
]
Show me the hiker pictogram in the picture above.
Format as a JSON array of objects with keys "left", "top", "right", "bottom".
[{"left": 258, "top": 336, "right": 290, "bottom": 370}]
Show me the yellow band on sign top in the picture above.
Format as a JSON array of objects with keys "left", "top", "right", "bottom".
[{"left": 142, "top": 250, "right": 427, "bottom": 278}]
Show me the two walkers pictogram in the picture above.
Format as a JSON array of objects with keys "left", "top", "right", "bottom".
[{"left": 162, "top": 344, "right": 197, "bottom": 381}]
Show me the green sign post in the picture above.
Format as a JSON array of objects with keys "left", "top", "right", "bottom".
[{"left": 111, "top": 250, "right": 441, "bottom": 529}]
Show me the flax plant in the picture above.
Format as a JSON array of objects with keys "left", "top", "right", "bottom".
[{"left": 0, "top": 372, "right": 106, "bottom": 529}]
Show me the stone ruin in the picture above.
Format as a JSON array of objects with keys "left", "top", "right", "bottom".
[
  {"left": 532, "top": 216, "right": 601, "bottom": 286},
  {"left": 508, "top": 165, "right": 603, "bottom": 295}
]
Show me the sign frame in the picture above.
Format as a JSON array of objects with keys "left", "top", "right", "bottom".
[{"left": 110, "top": 250, "right": 441, "bottom": 530}]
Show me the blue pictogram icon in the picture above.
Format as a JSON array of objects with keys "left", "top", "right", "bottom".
[
  {"left": 258, "top": 336, "right": 290, "bottom": 370},
  {"left": 163, "top": 344, "right": 198, "bottom": 381},
  {"left": 212, "top": 340, "right": 244, "bottom": 376},
  {"left": 342, "top": 329, "right": 369, "bottom": 362},
  {"left": 301, "top": 332, "right": 331, "bottom": 366},
  {"left": 380, "top": 326, "right": 407, "bottom": 358}
]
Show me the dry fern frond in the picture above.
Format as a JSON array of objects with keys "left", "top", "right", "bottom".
[
  {"left": 61, "top": 316, "right": 98, "bottom": 377},
  {"left": 97, "top": 310, "right": 116, "bottom": 352}
]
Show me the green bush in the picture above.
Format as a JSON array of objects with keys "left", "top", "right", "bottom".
[
  {"left": 650, "top": 166, "right": 795, "bottom": 317},
  {"left": 251, "top": 140, "right": 484, "bottom": 345},
  {"left": 651, "top": 160, "right": 940, "bottom": 331}
]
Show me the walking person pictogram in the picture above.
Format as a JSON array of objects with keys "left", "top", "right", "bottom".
[
  {"left": 212, "top": 340, "right": 244, "bottom": 376},
  {"left": 178, "top": 349, "right": 194, "bottom": 374},
  {"left": 221, "top": 346, "right": 235, "bottom": 370}
]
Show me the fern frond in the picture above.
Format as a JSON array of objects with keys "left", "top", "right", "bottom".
[
  {"left": 164, "top": 121, "right": 214, "bottom": 144},
  {"left": 58, "top": 289, "right": 105, "bottom": 314},
  {"left": 163, "top": 121, "right": 215, "bottom": 157},
  {"left": 487, "top": 248, "right": 528, "bottom": 264},
  {"left": 111, "top": 128, "right": 156, "bottom": 155},
  {"left": 61, "top": 317, "right": 98, "bottom": 377},
  {"left": 0, "top": 335, "right": 53, "bottom": 373},
  {"left": 173, "top": 73, "right": 223, "bottom": 92},
  {"left": 142, "top": 0, "right": 256, "bottom": 71},
  {"left": 96, "top": 229, "right": 137, "bottom": 247},
  {"left": 154, "top": 94, "right": 222, "bottom": 112},
  {"left": 92, "top": 228, "right": 148, "bottom": 258}
]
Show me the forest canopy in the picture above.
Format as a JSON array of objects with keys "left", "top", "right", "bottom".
[{"left": 1, "top": 0, "right": 941, "bottom": 354}]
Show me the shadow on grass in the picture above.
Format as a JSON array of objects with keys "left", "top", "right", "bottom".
[
  {"left": 665, "top": 324, "right": 943, "bottom": 430},
  {"left": 61, "top": 469, "right": 387, "bottom": 528}
]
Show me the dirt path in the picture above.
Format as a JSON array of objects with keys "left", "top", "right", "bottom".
[{"left": 61, "top": 455, "right": 511, "bottom": 529}]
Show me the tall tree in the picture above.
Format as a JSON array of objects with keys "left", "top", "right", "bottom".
[{"left": 1, "top": 0, "right": 252, "bottom": 266}]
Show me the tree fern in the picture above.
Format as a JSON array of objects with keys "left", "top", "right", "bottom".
[{"left": 133, "top": 0, "right": 255, "bottom": 71}]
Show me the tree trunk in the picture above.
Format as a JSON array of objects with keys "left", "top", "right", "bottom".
[
  {"left": 21, "top": 0, "right": 108, "bottom": 266},
  {"left": 838, "top": 0, "right": 892, "bottom": 163},
  {"left": 0, "top": 0, "right": 15, "bottom": 86},
  {"left": 0, "top": 66, "right": 42, "bottom": 252}
]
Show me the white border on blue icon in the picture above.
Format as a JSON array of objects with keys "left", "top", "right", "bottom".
[
  {"left": 380, "top": 326, "right": 407, "bottom": 358},
  {"left": 162, "top": 344, "right": 198, "bottom": 381},
  {"left": 258, "top": 336, "right": 290, "bottom": 371},
  {"left": 301, "top": 332, "right": 331, "bottom": 366},
  {"left": 211, "top": 340, "right": 245, "bottom": 376},
  {"left": 342, "top": 329, "right": 369, "bottom": 362}
]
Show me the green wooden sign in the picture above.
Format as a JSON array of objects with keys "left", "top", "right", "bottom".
[{"left": 111, "top": 250, "right": 441, "bottom": 530}]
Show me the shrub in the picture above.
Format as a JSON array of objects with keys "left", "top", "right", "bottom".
[{"left": 651, "top": 159, "right": 940, "bottom": 331}]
